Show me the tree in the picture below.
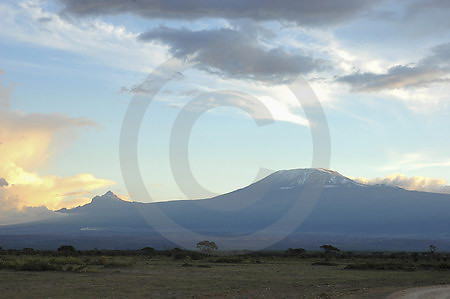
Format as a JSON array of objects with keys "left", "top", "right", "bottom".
[
  {"left": 196, "top": 240, "right": 218, "bottom": 255},
  {"left": 23, "top": 248, "right": 34, "bottom": 254},
  {"left": 429, "top": 244, "right": 437, "bottom": 254},
  {"left": 141, "top": 247, "right": 155, "bottom": 256},
  {"left": 320, "top": 244, "right": 340, "bottom": 254},
  {"left": 286, "top": 248, "right": 306, "bottom": 256},
  {"left": 57, "top": 245, "right": 76, "bottom": 253}
]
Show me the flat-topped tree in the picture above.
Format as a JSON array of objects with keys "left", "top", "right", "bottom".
[
  {"left": 196, "top": 240, "right": 218, "bottom": 255},
  {"left": 320, "top": 244, "right": 340, "bottom": 254}
]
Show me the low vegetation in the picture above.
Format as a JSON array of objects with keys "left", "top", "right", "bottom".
[
  {"left": 1, "top": 245, "right": 450, "bottom": 273},
  {"left": 1, "top": 244, "right": 450, "bottom": 297},
  {"left": 0, "top": 254, "right": 135, "bottom": 272}
]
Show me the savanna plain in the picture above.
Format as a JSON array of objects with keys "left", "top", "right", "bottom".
[{"left": 1, "top": 248, "right": 450, "bottom": 298}]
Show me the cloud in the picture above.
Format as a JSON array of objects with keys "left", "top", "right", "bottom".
[
  {"left": 0, "top": 1, "right": 167, "bottom": 74},
  {"left": 0, "top": 178, "right": 8, "bottom": 187},
  {"left": 402, "top": 0, "right": 450, "bottom": 36},
  {"left": 0, "top": 69, "right": 12, "bottom": 108},
  {"left": 354, "top": 174, "right": 450, "bottom": 194},
  {"left": 171, "top": 89, "right": 308, "bottom": 126},
  {"left": 337, "top": 42, "right": 450, "bottom": 91},
  {"left": 57, "top": 0, "right": 378, "bottom": 27},
  {"left": 0, "top": 72, "right": 115, "bottom": 224},
  {"left": 0, "top": 109, "right": 95, "bottom": 173},
  {"left": 139, "top": 26, "right": 327, "bottom": 83},
  {"left": 0, "top": 206, "right": 62, "bottom": 225},
  {"left": 0, "top": 108, "right": 114, "bottom": 211},
  {"left": 407, "top": 0, "right": 450, "bottom": 12}
]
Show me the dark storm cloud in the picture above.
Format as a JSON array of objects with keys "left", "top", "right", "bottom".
[
  {"left": 407, "top": 0, "right": 450, "bottom": 15},
  {"left": 337, "top": 42, "right": 450, "bottom": 91},
  {"left": 57, "top": 0, "right": 378, "bottom": 26},
  {"left": 139, "top": 26, "right": 327, "bottom": 83}
]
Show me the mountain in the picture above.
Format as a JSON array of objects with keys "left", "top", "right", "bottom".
[{"left": 1, "top": 168, "right": 450, "bottom": 251}]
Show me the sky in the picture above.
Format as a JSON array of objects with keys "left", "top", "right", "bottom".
[{"left": 0, "top": 0, "right": 449, "bottom": 223}]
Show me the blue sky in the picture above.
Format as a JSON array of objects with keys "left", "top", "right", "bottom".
[{"left": 0, "top": 0, "right": 449, "bottom": 220}]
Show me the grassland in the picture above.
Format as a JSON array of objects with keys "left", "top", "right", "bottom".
[{"left": 1, "top": 248, "right": 450, "bottom": 298}]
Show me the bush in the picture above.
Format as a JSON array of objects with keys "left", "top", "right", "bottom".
[
  {"left": 312, "top": 261, "right": 338, "bottom": 266},
  {"left": 57, "top": 245, "right": 77, "bottom": 256},
  {"left": 84, "top": 256, "right": 133, "bottom": 267},
  {"left": 344, "top": 262, "right": 416, "bottom": 271},
  {"left": 437, "top": 263, "right": 450, "bottom": 270},
  {"left": 19, "top": 260, "right": 61, "bottom": 271},
  {"left": 197, "top": 264, "right": 212, "bottom": 268},
  {"left": 0, "top": 258, "right": 61, "bottom": 271},
  {"left": 49, "top": 256, "right": 84, "bottom": 265},
  {"left": 189, "top": 252, "right": 205, "bottom": 260},
  {"left": 102, "top": 259, "right": 133, "bottom": 268},
  {"left": 141, "top": 247, "right": 155, "bottom": 256},
  {"left": 22, "top": 248, "right": 35, "bottom": 254},
  {"left": 286, "top": 248, "right": 306, "bottom": 256},
  {"left": 213, "top": 257, "right": 243, "bottom": 264},
  {"left": 173, "top": 253, "right": 188, "bottom": 260}
]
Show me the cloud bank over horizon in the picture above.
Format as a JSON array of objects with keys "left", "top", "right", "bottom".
[
  {"left": 0, "top": 71, "right": 114, "bottom": 224},
  {"left": 355, "top": 174, "right": 450, "bottom": 194}
]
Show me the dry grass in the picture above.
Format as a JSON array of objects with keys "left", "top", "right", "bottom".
[{"left": 1, "top": 252, "right": 450, "bottom": 298}]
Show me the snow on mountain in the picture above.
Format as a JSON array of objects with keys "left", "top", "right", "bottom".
[{"left": 264, "top": 168, "right": 362, "bottom": 190}]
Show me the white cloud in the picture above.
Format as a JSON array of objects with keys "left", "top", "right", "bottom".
[
  {"left": 355, "top": 173, "right": 450, "bottom": 194},
  {"left": 0, "top": 0, "right": 167, "bottom": 73},
  {"left": 336, "top": 42, "right": 450, "bottom": 112}
]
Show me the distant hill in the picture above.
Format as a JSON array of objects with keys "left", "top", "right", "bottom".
[{"left": 1, "top": 168, "right": 450, "bottom": 251}]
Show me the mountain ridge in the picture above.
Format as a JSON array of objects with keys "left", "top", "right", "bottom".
[
  {"left": 59, "top": 168, "right": 388, "bottom": 212},
  {"left": 1, "top": 168, "right": 450, "bottom": 250}
]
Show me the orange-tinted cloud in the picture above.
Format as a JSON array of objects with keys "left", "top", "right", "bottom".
[{"left": 0, "top": 71, "right": 115, "bottom": 221}]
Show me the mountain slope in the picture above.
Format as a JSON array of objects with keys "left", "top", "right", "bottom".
[{"left": 1, "top": 168, "right": 450, "bottom": 250}]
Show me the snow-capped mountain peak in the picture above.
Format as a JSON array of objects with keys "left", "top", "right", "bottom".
[{"left": 267, "top": 168, "right": 361, "bottom": 189}]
